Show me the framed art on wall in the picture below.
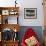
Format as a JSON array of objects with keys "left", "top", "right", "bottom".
[
  {"left": 2, "top": 10, "right": 9, "bottom": 15},
  {"left": 24, "top": 8, "right": 37, "bottom": 19}
]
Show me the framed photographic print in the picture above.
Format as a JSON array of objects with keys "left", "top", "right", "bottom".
[
  {"left": 2, "top": 10, "right": 9, "bottom": 15},
  {"left": 24, "top": 8, "right": 37, "bottom": 19},
  {"left": 9, "top": 9, "right": 18, "bottom": 15}
]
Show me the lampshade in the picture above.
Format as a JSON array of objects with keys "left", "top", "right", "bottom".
[{"left": 13, "top": 28, "right": 17, "bottom": 32}]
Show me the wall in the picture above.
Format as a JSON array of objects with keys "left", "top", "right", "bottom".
[
  {"left": 0, "top": 0, "right": 44, "bottom": 26},
  {"left": 19, "top": 0, "right": 44, "bottom": 26}
]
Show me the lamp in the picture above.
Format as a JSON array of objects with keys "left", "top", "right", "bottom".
[{"left": 15, "top": 0, "right": 17, "bottom": 7}]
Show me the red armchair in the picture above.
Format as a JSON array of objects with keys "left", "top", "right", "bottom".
[{"left": 21, "top": 28, "right": 41, "bottom": 46}]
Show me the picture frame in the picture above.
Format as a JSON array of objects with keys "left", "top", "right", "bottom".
[
  {"left": 24, "top": 8, "right": 37, "bottom": 19},
  {"left": 2, "top": 10, "right": 9, "bottom": 15},
  {"left": 9, "top": 10, "right": 18, "bottom": 15},
  {"left": 1, "top": 28, "right": 13, "bottom": 41}
]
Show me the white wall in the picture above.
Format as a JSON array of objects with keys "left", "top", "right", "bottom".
[
  {"left": 19, "top": 0, "right": 44, "bottom": 26},
  {"left": 0, "top": 0, "right": 44, "bottom": 26}
]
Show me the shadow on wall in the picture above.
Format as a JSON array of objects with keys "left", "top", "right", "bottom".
[{"left": 18, "top": 26, "right": 43, "bottom": 44}]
